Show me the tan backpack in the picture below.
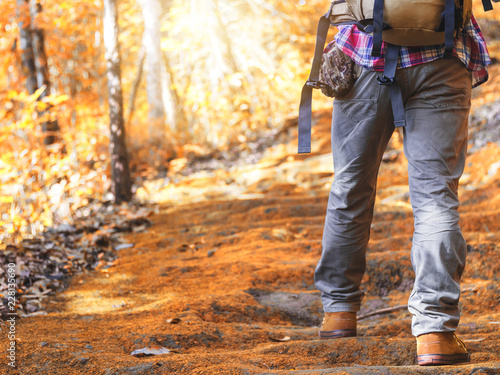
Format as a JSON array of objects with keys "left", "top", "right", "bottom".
[
  {"left": 297, "top": 0, "right": 497, "bottom": 154},
  {"left": 332, "top": 0, "right": 473, "bottom": 47}
]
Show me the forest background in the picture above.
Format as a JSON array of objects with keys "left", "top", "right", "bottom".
[
  {"left": 0, "top": 1, "right": 499, "bottom": 373},
  {"left": 0, "top": 0, "right": 332, "bottom": 244}
]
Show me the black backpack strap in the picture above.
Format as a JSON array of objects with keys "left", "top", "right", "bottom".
[
  {"left": 372, "top": 0, "right": 384, "bottom": 57},
  {"left": 377, "top": 43, "right": 405, "bottom": 128},
  {"left": 443, "top": 0, "right": 455, "bottom": 57},
  {"left": 482, "top": 0, "right": 493, "bottom": 11},
  {"left": 298, "top": 2, "right": 336, "bottom": 154}
]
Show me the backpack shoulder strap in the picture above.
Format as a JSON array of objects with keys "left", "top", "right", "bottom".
[
  {"left": 444, "top": 0, "right": 455, "bottom": 57},
  {"left": 482, "top": 0, "right": 494, "bottom": 11},
  {"left": 377, "top": 43, "right": 405, "bottom": 128},
  {"left": 298, "top": 3, "right": 336, "bottom": 154},
  {"left": 372, "top": 0, "right": 384, "bottom": 57}
]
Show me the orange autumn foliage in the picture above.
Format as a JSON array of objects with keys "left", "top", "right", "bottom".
[
  {"left": 0, "top": 0, "right": 331, "bottom": 242},
  {"left": 1, "top": 0, "right": 498, "bottom": 244}
]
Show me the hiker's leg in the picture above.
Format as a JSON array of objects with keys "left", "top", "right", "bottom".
[
  {"left": 403, "top": 57, "right": 471, "bottom": 336},
  {"left": 315, "top": 68, "right": 394, "bottom": 313}
]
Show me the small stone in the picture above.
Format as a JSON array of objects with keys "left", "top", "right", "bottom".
[
  {"left": 130, "top": 345, "right": 170, "bottom": 357},
  {"left": 131, "top": 345, "right": 171, "bottom": 357},
  {"left": 78, "top": 357, "right": 89, "bottom": 366},
  {"left": 85, "top": 344, "right": 93, "bottom": 350},
  {"left": 40, "top": 342, "right": 49, "bottom": 347}
]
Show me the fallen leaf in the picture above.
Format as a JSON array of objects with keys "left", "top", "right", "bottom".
[
  {"left": 56, "top": 224, "right": 77, "bottom": 233},
  {"left": 132, "top": 224, "right": 148, "bottom": 232},
  {"left": 271, "top": 228, "right": 295, "bottom": 242},
  {"left": 114, "top": 243, "right": 134, "bottom": 251},
  {"left": 267, "top": 333, "right": 291, "bottom": 342}
]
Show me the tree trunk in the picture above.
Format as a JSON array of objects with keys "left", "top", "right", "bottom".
[
  {"left": 30, "top": 0, "right": 60, "bottom": 145},
  {"left": 127, "top": 41, "right": 145, "bottom": 126},
  {"left": 103, "top": 0, "right": 132, "bottom": 204},
  {"left": 213, "top": 0, "right": 239, "bottom": 73},
  {"left": 137, "top": 0, "right": 165, "bottom": 140},
  {"left": 163, "top": 51, "right": 188, "bottom": 135},
  {"left": 161, "top": 54, "right": 176, "bottom": 131},
  {"left": 16, "top": 0, "right": 37, "bottom": 95},
  {"left": 29, "top": 0, "right": 49, "bottom": 95}
]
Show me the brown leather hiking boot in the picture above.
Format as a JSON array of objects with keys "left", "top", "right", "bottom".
[
  {"left": 318, "top": 311, "right": 356, "bottom": 339},
  {"left": 416, "top": 332, "right": 471, "bottom": 366}
]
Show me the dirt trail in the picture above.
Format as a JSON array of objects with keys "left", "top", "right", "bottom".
[
  {"left": 3, "top": 11, "right": 500, "bottom": 374},
  {"left": 1, "top": 102, "right": 499, "bottom": 374}
]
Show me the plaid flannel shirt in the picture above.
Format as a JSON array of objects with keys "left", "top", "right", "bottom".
[{"left": 335, "top": 15, "right": 491, "bottom": 88}]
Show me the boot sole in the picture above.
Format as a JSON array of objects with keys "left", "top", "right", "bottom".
[
  {"left": 416, "top": 353, "right": 471, "bottom": 366},
  {"left": 319, "top": 329, "right": 356, "bottom": 339}
]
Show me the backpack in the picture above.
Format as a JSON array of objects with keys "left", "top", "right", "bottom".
[{"left": 298, "top": 0, "right": 498, "bottom": 154}]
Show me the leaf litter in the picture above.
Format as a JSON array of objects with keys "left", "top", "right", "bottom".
[{"left": 0, "top": 200, "right": 154, "bottom": 319}]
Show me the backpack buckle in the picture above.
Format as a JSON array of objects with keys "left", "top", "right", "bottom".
[
  {"left": 377, "top": 75, "right": 394, "bottom": 85},
  {"left": 306, "top": 80, "right": 328, "bottom": 89}
]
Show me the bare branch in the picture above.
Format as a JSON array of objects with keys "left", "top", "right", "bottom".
[{"left": 357, "top": 305, "right": 408, "bottom": 321}]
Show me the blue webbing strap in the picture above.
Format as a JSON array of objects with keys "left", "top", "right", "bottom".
[
  {"left": 377, "top": 43, "right": 405, "bottom": 128},
  {"left": 298, "top": 2, "right": 336, "bottom": 154},
  {"left": 372, "top": 0, "right": 384, "bottom": 57},
  {"left": 482, "top": 0, "right": 493, "bottom": 11},
  {"left": 444, "top": 0, "right": 455, "bottom": 57}
]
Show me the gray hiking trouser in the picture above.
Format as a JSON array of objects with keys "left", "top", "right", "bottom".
[{"left": 314, "top": 56, "right": 472, "bottom": 337}]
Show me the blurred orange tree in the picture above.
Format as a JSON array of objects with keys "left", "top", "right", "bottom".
[{"left": 0, "top": 0, "right": 329, "bottom": 242}]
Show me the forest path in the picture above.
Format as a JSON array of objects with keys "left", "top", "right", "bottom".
[
  {"left": 5, "top": 103, "right": 500, "bottom": 374},
  {"left": 5, "top": 11, "right": 500, "bottom": 372}
]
